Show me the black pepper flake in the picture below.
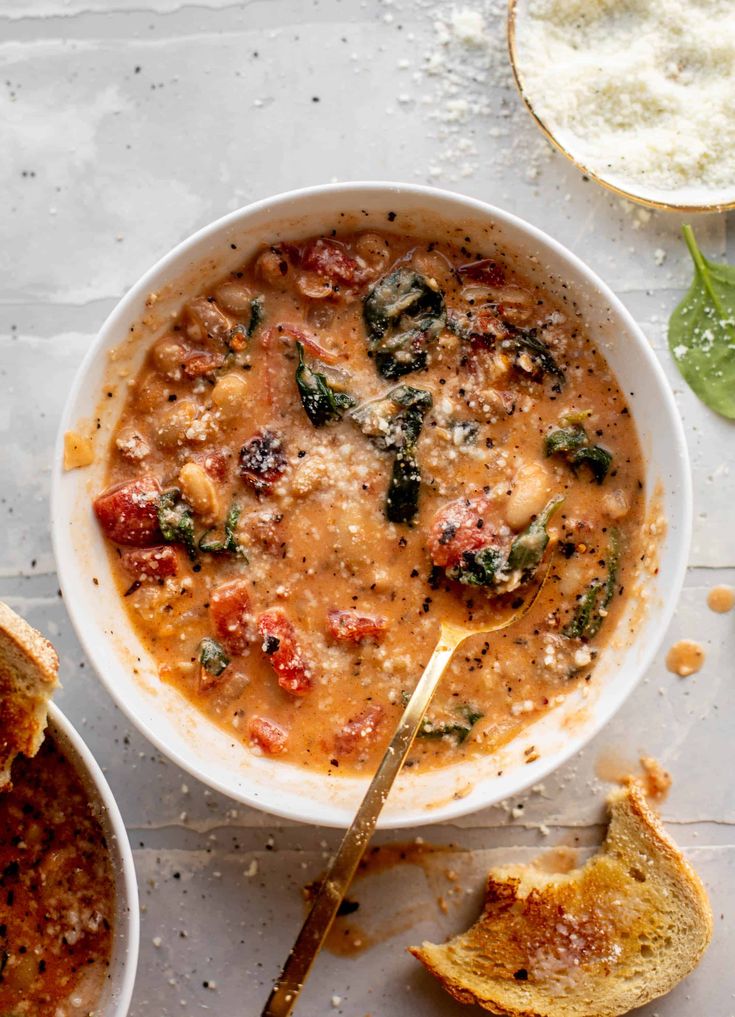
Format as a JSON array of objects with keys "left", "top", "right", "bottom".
[
  {"left": 514, "top": 969, "right": 529, "bottom": 981},
  {"left": 386, "top": 211, "right": 397, "bottom": 222}
]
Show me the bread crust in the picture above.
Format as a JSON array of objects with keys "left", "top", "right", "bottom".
[
  {"left": 410, "top": 783, "right": 712, "bottom": 1017},
  {"left": 0, "top": 601, "right": 60, "bottom": 790}
]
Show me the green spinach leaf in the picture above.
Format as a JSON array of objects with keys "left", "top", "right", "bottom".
[
  {"left": 158, "top": 488, "right": 197, "bottom": 561},
  {"left": 295, "top": 341, "right": 354, "bottom": 427},
  {"left": 199, "top": 501, "right": 247, "bottom": 558},
  {"left": 544, "top": 424, "right": 588, "bottom": 457},
  {"left": 545, "top": 424, "right": 612, "bottom": 484},
  {"left": 569, "top": 445, "right": 613, "bottom": 484},
  {"left": 668, "top": 224, "right": 735, "bottom": 418},
  {"left": 564, "top": 529, "right": 620, "bottom": 639},
  {"left": 199, "top": 637, "right": 230, "bottom": 677},
  {"left": 504, "top": 327, "right": 565, "bottom": 382},
  {"left": 507, "top": 494, "right": 564, "bottom": 578},
  {"left": 384, "top": 390, "right": 432, "bottom": 525},
  {"left": 363, "top": 268, "right": 446, "bottom": 379},
  {"left": 417, "top": 704, "right": 484, "bottom": 744},
  {"left": 448, "top": 545, "right": 504, "bottom": 588}
]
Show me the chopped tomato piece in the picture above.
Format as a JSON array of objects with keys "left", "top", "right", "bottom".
[
  {"left": 210, "top": 578, "right": 252, "bottom": 655},
  {"left": 238, "top": 430, "right": 287, "bottom": 495},
  {"left": 334, "top": 705, "right": 384, "bottom": 756},
  {"left": 300, "top": 238, "right": 360, "bottom": 286},
  {"left": 457, "top": 258, "right": 505, "bottom": 287},
  {"left": 267, "top": 324, "right": 340, "bottom": 364},
  {"left": 121, "top": 545, "right": 178, "bottom": 581},
  {"left": 427, "top": 495, "right": 499, "bottom": 569},
  {"left": 327, "top": 610, "right": 388, "bottom": 644},
  {"left": 182, "top": 349, "right": 225, "bottom": 378},
  {"left": 248, "top": 716, "right": 288, "bottom": 754},
  {"left": 93, "top": 477, "right": 161, "bottom": 546},
  {"left": 257, "top": 608, "right": 312, "bottom": 696}
]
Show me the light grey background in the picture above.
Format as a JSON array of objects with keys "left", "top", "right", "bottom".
[{"left": 1, "top": 0, "right": 733, "bottom": 1014}]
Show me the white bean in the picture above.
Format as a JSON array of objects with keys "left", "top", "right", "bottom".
[
  {"left": 179, "top": 462, "right": 219, "bottom": 521},
  {"left": 506, "top": 462, "right": 553, "bottom": 530}
]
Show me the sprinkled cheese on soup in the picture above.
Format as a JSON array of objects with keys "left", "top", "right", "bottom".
[{"left": 95, "top": 228, "right": 648, "bottom": 773}]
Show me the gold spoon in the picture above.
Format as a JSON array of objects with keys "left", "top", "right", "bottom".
[{"left": 261, "top": 559, "right": 553, "bottom": 1017}]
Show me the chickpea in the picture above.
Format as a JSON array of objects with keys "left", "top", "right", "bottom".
[
  {"left": 494, "top": 286, "right": 534, "bottom": 324},
  {"left": 353, "top": 232, "right": 391, "bottom": 273},
  {"left": 410, "top": 249, "right": 454, "bottom": 287},
  {"left": 151, "top": 334, "right": 184, "bottom": 378},
  {"left": 255, "top": 248, "right": 290, "bottom": 288},
  {"left": 154, "top": 399, "right": 198, "bottom": 449},
  {"left": 506, "top": 461, "right": 553, "bottom": 530},
  {"left": 211, "top": 372, "right": 249, "bottom": 423},
  {"left": 178, "top": 462, "right": 219, "bottom": 521},
  {"left": 135, "top": 372, "right": 170, "bottom": 413},
  {"left": 296, "top": 273, "right": 334, "bottom": 300},
  {"left": 214, "top": 280, "right": 253, "bottom": 314},
  {"left": 185, "top": 296, "right": 231, "bottom": 342}
]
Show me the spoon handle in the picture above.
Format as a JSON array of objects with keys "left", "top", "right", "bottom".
[{"left": 260, "top": 623, "right": 464, "bottom": 1017}]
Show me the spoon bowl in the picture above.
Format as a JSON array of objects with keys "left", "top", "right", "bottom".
[{"left": 262, "top": 562, "right": 553, "bottom": 1017}]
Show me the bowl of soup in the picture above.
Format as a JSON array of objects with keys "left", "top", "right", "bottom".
[
  {"left": 51, "top": 182, "right": 690, "bottom": 828},
  {"left": 0, "top": 703, "right": 138, "bottom": 1014}
]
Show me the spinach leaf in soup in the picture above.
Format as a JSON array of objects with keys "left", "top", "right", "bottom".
[
  {"left": 226, "top": 295, "right": 265, "bottom": 352},
  {"left": 199, "top": 637, "right": 230, "bottom": 678},
  {"left": 199, "top": 501, "right": 247, "bottom": 558},
  {"left": 564, "top": 529, "right": 621, "bottom": 640},
  {"left": 668, "top": 224, "right": 735, "bottom": 418},
  {"left": 384, "top": 388, "right": 433, "bottom": 525},
  {"left": 295, "top": 341, "right": 355, "bottom": 427},
  {"left": 504, "top": 326, "right": 565, "bottom": 382},
  {"left": 401, "top": 695, "right": 484, "bottom": 745},
  {"left": 351, "top": 384, "right": 433, "bottom": 525},
  {"left": 544, "top": 424, "right": 612, "bottom": 485},
  {"left": 158, "top": 488, "right": 198, "bottom": 561},
  {"left": 363, "top": 268, "right": 446, "bottom": 379},
  {"left": 507, "top": 494, "right": 564, "bottom": 579}
]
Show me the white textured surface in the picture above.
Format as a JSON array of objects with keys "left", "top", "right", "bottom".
[{"left": 1, "top": 1, "right": 733, "bottom": 1014}]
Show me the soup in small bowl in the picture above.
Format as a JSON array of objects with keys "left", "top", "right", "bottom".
[{"left": 0, "top": 704, "right": 138, "bottom": 1015}]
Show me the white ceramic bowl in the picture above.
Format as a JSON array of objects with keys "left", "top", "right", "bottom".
[
  {"left": 51, "top": 182, "right": 691, "bottom": 829},
  {"left": 46, "top": 703, "right": 139, "bottom": 1015}
]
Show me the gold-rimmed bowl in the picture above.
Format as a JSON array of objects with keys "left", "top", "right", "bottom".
[{"left": 507, "top": 0, "right": 735, "bottom": 213}]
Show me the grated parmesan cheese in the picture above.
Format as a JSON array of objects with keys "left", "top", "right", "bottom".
[{"left": 515, "top": 0, "right": 735, "bottom": 197}]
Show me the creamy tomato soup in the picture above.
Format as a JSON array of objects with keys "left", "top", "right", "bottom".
[
  {"left": 93, "top": 227, "right": 646, "bottom": 774},
  {"left": 0, "top": 736, "right": 114, "bottom": 1015}
]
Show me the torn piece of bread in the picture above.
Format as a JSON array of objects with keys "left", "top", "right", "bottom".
[
  {"left": 0, "top": 601, "right": 60, "bottom": 791},
  {"left": 410, "top": 783, "right": 712, "bottom": 1017}
]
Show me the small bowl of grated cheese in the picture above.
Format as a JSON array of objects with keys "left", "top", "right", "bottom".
[{"left": 508, "top": 0, "right": 735, "bottom": 211}]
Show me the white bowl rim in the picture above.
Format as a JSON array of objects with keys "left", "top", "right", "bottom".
[
  {"left": 51, "top": 180, "right": 692, "bottom": 829},
  {"left": 45, "top": 701, "right": 139, "bottom": 1015}
]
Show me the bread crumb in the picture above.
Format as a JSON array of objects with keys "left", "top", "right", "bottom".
[
  {"left": 63, "top": 430, "right": 94, "bottom": 470},
  {"left": 638, "top": 755, "right": 672, "bottom": 802}
]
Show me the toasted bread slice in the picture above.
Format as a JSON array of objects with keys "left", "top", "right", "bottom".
[
  {"left": 410, "top": 783, "right": 712, "bottom": 1017},
  {"left": 0, "top": 601, "right": 59, "bottom": 790}
]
